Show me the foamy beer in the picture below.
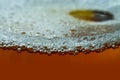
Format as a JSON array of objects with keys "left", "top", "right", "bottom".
[{"left": 0, "top": 0, "right": 120, "bottom": 54}]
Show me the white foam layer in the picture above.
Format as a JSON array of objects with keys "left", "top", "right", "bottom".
[{"left": 0, "top": 0, "right": 120, "bottom": 53}]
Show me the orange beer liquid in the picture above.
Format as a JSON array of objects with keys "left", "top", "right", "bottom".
[{"left": 0, "top": 47, "right": 120, "bottom": 80}]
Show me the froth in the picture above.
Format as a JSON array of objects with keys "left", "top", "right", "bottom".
[{"left": 0, "top": 0, "right": 120, "bottom": 54}]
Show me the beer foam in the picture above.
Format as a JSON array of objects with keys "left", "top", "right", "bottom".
[{"left": 0, "top": 0, "right": 120, "bottom": 54}]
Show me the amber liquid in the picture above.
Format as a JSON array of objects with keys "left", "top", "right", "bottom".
[{"left": 0, "top": 48, "right": 120, "bottom": 80}]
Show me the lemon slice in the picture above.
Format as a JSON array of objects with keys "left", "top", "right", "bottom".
[{"left": 0, "top": 0, "right": 120, "bottom": 53}]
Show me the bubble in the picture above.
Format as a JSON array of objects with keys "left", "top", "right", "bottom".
[{"left": 69, "top": 10, "right": 114, "bottom": 22}]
